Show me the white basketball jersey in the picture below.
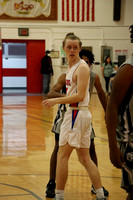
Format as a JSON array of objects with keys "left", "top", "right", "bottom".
[{"left": 66, "top": 59, "right": 90, "bottom": 107}]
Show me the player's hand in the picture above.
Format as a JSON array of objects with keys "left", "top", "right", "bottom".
[
  {"left": 41, "top": 99, "right": 56, "bottom": 109},
  {"left": 110, "top": 147, "right": 125, "bottom": 169}
]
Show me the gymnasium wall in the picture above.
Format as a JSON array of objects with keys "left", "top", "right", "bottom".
[{"left": 0, "top": 0, "right": 133, "bottom": 92}]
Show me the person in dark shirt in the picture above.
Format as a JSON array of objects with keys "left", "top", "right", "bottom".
[{"left": 41, "top": 50, "right": 54, "bottom": 94}]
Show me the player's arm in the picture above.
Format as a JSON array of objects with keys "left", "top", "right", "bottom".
[
  {"left": 42, "top": 64, "right": 89, "bottom": 107},
  {"left": 94, "top": 73, "right": 107, "bottom": 112},
  {"left": 47, "top": 73, "right": 66, "bottom": 98},
  {"left": 75, "top": 64, "right": 90, "bottom": 101},
  {"left": 106, "top": 64, "right": 133, "bottom": 168},
  {"left": 55, "top": 64, "right": 89, "bottom": 104}
]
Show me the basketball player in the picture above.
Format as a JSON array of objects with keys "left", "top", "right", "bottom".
[
  {"left": 106, "top": 25, "right": 133, "bottom": 200},
  {"left": 42, "top": 33, "right": 107, "bottom": 200},
  {"left": 45, "top": 49, "right": 109, "bottom": 198}
]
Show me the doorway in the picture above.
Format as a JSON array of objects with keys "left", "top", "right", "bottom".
[
  {"left": 0, "top": 39, "right": 45, "bottom": 93},
  {"left": 2, "top": 42, "right": 27, "bottom": 94}
]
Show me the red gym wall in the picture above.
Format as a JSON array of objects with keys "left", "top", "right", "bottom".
[
  {"left": 27, "top": 40, "right": 45, "bottom": 93},
  {"left": 0, "top": 39, "right": 45, "bottom": 93}
]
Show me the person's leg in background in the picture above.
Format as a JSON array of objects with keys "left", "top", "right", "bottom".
[
  {"left": 110, "top": 77, "right": 114, "bottom": 92},
  {"left": 46, "top": 134, "right": 59, "bottom": 198},
  {"left": 126, "top": 186, "right": 133, "bottom": 200},
  {"left": 104, "top": 76, "right": 110, "bottom": 93},
  {"left": 90, "top": 138, "right": 98, "bottom": 167},
  {"left": 43, "top": 74, "right": 50, "bottom": 94},
  {"left": 104, "top": 76, "right": 111, "bottom": 100},
  {"left": 90, "top": 138, "right": 109, "bottom": 197}
]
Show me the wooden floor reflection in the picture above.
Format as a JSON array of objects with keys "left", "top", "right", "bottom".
[{"left": 0, "top": 93, "right": 127, "bottom": 200}]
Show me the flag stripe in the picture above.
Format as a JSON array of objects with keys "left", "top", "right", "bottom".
[
  {"left": 87, "top": 0, "right": 89, "bottom": 21},
  {"left": 62, "top": 0, "right": 65, "bottom": 21},
  {"left": 67, "top": 0, "right": 69, "bottom": 21},
  {"left": 77, "top": 0, "right": 80, "bottom": 22},
  {"left": 82, "top": 0, "right": 85, "bottom": 21},
  {"left": 92, "top": 0, "right": 95, "bottom": 21},
  {"left": 72, "top": 0, "right": 74, "bottom": 21},
  {"left": 62, "top": 0, "right": 95, "bottom": 22},
  {"left": 69, "top": 0, "right": 72, "bottom": 22}
]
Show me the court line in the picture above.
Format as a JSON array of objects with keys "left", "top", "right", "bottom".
[
  {"left": 0, "top": 194, "right": 31, "bottom": 197},
  {"left": 0, "top": 173, "right": 121, "bottom": 179},
  {"left": 96, "top": 136, "right": 108, "bottom": 141},
  {"left": 0, "top": 183, "right": 43, "bottom": 200}
]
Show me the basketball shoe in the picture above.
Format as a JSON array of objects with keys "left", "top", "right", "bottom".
[
  {"left": 91, "top": 185, "right": 109, "bottom": 197},
  {"left": 45, "top": 179, "right": 56, "bottom": 198}
]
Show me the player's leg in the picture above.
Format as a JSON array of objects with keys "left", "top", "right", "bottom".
[
  {"left": 90, "top": 138, "right": 109, "bottom": 197},
  {"left": 46, "top": 134, "right": 59, "bottom": 198},
  {"left": 121, "top": 142, "right": 133, "bottom": 200},
  {"left": 126, "top": 186, "right": 133, "bottom": 200},
  {"left": 77, "top": 148, "right": 107, "bottom": 200},
  {"left": 55, "top": 143, "right": 73, "bottom": 200},
  {"left": 90, "top": 138, "right": 98, "bottom": 166}
]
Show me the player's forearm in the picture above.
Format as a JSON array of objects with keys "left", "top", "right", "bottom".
[
  {"left": 47, "top": 90, "right": 65, "bottom": 98},
  {"left": 53, "top": 93, "right": 84, "bottom": 105},
  {"left": 97, "top": 91, "right": 107, "bottom": 111},
  {"left": 106, "top": 103, "right": 118, "bottom": 149}
]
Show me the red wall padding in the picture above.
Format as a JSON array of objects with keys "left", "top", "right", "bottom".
[{"left": 27, "top": 40, "right": 45, "bottom": 93}]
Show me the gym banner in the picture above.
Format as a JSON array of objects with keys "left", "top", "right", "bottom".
[{"left": 0, "top": 0, "right": 51, "bottom": 18}]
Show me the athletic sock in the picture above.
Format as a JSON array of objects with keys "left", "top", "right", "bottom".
[
  {"left": 56, "top": 190, "right": 64, "bottom": 198},
  {"left": 96, "top": 187, "right": 104, "bottom": 198}
]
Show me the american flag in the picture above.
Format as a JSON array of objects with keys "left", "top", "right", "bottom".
[{"left": 62, "top": 0, "right": 95, "bottom": 22}]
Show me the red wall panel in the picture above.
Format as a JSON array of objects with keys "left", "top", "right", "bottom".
[{"left": 27, "top": 40, "right": 45, "bottom": 93}]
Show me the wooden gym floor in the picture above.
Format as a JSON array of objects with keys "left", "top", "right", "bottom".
[{"left": 0, "top": 92, "right": 127, "bottom": 200}]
